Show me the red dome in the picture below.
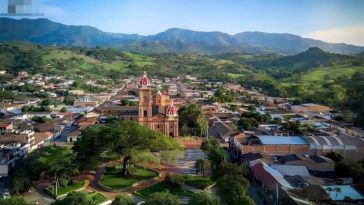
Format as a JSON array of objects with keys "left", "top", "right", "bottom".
[
  {"left": 139, "top": 72, "right": 150, "bottom": 86},
  {"left": 157, "top": 90, "right": 162, "bottom": 96},
  {"left": 166, "top": 100, "right": 177, "bottom": 117}
]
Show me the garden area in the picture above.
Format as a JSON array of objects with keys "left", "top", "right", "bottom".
[
  {"left": 100, "top": 165, "right": 158, "bottom": 190},
  {"left": 185, "top": 175, "right": 214, "bottom": 189},
  {"left": 46, "top": 180, "right": 86, "bottom": 197},
  {"left": 136, "top": 181, "right": 194, "bottom": 198},
  {"left": 85, "top": 191, "right": 109, "bottom": 204}
]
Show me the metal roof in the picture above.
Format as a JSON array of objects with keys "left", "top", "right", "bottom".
[{"left": 257, "top": 135, "right": 309, "bottom": 145}]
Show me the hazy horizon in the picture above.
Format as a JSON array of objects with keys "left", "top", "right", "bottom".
[{"left": 4, "top": 0, "right": 364, "bottom": 46}]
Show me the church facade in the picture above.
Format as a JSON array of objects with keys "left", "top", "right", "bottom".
[
  {"left": 138, "top": 72, "right": 179, "bottom": 137},
  {"left": 96, "top": 72, "right": 179, "bottom": 137}
]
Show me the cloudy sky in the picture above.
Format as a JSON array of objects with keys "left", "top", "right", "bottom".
[{"left": 35, "top": 0, "right": 364, "bottom": 46}]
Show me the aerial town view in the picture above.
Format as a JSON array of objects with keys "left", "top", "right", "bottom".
[{"left": 0, "top": 0, "right": 363, "bottom": 205}]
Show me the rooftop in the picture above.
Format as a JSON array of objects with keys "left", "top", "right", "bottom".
[
  {"left": 322, "top": 185, "right": 364, "bottom": 201},
  {"left": 256, "top": 135, "right": 309, "bottom": 145}
]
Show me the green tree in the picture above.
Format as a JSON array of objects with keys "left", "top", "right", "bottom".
[
  {"left": 120, "top": 99, "right": 130, "bottom": 106},
  {"left": 111, "top": 195, "right": 136, "bottom": 205},
  {"left": 194, "top": 158, "right": 210, "bottom": 177},
  {"left": 237, "top": 117, "right": 257, "bottom": 130},
  {"left": 9, "top": 170, "right": 30, "bottom": 194},
  {"left": 60, "top": 107, "right": 67, "bottom": 112},
  {"left": 208, "top": 148, "right": 227, "bottom": 179},
  {"left": 166, "top": 173, "right": 186, "bottom": 187},
  {"left": 178, "top": 104, "right": 207, "bottom": 137},
  {"left": 41, "top": 99, "right": 51, "bottom": 106},
  {"left": 63, "top": 95, "right": 75, "bottom": 106},
  {"left": 326, "top": 152, "right": 343, "bottom": 163},
  {"left": 73, "top": 121, "right": 181, "bottom": 176},
  {"left": 335, "top": 160, "right": 364, "bottom": 184},
  {"left": 0, "top": 90, "right": 15, "bottom": 102},
  {"left": 27, "top": 146, "right": 78, "bottom": 191},
  {"left": 0, "top": 196, "right": 30, "bottom": 205},
  {"left": 144, "top": 191, "right": 179, "bottom": 205},
  {"left": 213, "top": 163, "right": 247, "bottom": 179},
  {"left": 216, "top": 174, "right": 252, "bottom": 205},
  {"left": 188, "top": 192, "right": 220, "bottom": 205},
  {"left": 200, "top": 138, "right": 220, "bottom": 152}
]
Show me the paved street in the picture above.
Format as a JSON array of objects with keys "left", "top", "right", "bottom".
[{"left": 175, "top": 149, "right": 206, "bottom": 175}]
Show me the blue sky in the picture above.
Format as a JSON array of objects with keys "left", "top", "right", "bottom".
[{"left": 36, "top": 0, "right": 364, "bottom": 45}]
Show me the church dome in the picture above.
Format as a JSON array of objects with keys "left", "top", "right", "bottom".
[
  {"left": 139, "top": 71, "right": 150, "bottom": 86},
  {"left": 166, "top": 99, "right": 177, "bottom": 117},
  {"left": 156, "top": 90, "right": 162, "bottom": 96}
]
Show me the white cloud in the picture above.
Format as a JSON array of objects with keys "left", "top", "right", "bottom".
[{"left": 303, "top": 24, "right": 364, "bottom": 47}]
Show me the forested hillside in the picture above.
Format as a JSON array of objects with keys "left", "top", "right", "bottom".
[{"left": 1, "top": 42, "right": 363, "bottom": 112}]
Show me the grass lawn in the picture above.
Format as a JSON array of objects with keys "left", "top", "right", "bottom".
[
  {"left": 136, "top": 181, "right": 194, "bottom": 198},
  {"left": 100, "top": 166, "right": 158, "bottom": 190},
  {"left": 46, "top": 181, "right": 85, "bottom": 196},
  {"left": 185, "top": 175, "right": 214, "bottom": 189},
  {"left": 86, "top": 192, "right": 108, "bottom": 205}
]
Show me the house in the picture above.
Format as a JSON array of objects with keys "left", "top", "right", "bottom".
[
  {"left": 292, "top": 103, "right": 331, "bottom": 113},
  {"left": 0, "top": 130, "right": 35, "bottom": 144},
  {"left": 69, "top": 90, "right": 85, "bottom": 96},
  {"left": 250, "top": 162, "right": 293, "bottom": 204},
  {"left": 73, "top": 97, "right": 100, "bottom": 107},
  {"left": 270, "top": 164, "right": 310, "bottom": 177},
  {"left": 0, "top": 122, "right": 13, "bottom": 132},
  {"left": 77, "top": 117, "right": 98, "bottom": 129},
  {"left": 0, "top": 103, "right": 23, "bottom": 112},
  {"left": 276, "top": 154, "right": 335, "bottom": 177},
  {"left": 67, "top": 129, "right": 80, "bottom": 143},
  {"left": 322, "top": 185, "right": 364, "bottom": 201},
  {"left": 17, "top": 71, "right": 28, "bottom": 79},
  {"left": 32, "top": 131, "right": 54, "bottom": 150},
  {"left": 0, "top": 143, "right": 28, "bottom": 177},
  {"left": 213, "top": 121, "right": 244, "bottom": 142},
  {"left": 236, "top": 135, "right": 310, "bottom": 155}
]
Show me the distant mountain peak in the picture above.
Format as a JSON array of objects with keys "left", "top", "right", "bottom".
[{"left": 0, "top": 18, "right": 363, "bottom": 55}]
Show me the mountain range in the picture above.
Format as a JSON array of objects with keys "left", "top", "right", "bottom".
[{"left": 1, "top": 18, "right": 364, "bottom": 55}]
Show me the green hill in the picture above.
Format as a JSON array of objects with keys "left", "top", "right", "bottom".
[
  {"left": 253, "top": 47, "right": 359, "bottom": 70},
  {"left": 0, "top": 42, "right": 156, "bottom": 79},
  {"left": 281, "top": 64, "right": 364, "bottom": 110}
]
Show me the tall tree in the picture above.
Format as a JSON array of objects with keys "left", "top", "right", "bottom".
[
  {"left": 178, "top": 104, "right": 207, "bottom": 136},
  {"left": 207, "top": 148, "right": 227, "bottom": 179},
  {"left": 73, "top": 121, "right": 181, "bottom": 176},
  {"left": 27, "top": 146, "right": 78, "bottom": 190},
  {"left": 216, "top": 174, "right": 252, "bottom": 205},
  {"left": 194, "top": 158, "right": 210, "bottom": 177}
]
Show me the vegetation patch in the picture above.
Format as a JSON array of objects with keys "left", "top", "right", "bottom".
[
  {"left": 100, "top": 165, "right": 158, "bottom": 190},
  {"left": 136, "top": 181, "right": 194, "bottom": 198},
  {"left": 86, "top": 191, "right": 109, "bottom": 204},
  {"left": 185, "top": 175, "right": 214, "bottom": 189},
  {"left": 46, "top": 180, "right": 85, "bottom": 197}
]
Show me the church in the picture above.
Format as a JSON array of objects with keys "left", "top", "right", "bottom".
[
  {"left": 138, "top": 72, "right": 179, "bottom": 137},
  {"left": 96, "top": 72, "right": 179, "bottom": 137}
]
